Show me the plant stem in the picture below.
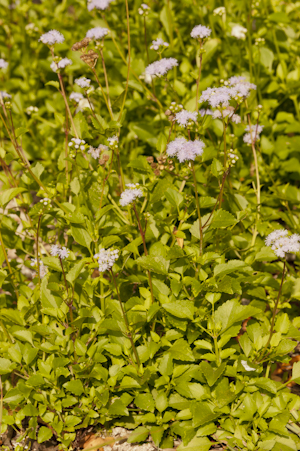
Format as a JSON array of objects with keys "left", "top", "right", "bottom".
[
  {"left": 59, "top": 257, "right": 73, "bottom": 328},
  {"left": 118, "top": 0, "right": 131, "bottom": 121},
  {"left": 195, "top": 42, "right": 203, "bottom": 110},
  {"left": 143, "top": 17, "right": 150, "bottom": 64},
  {"left": 91, "top": 68, "right": 114, "bottom": 121},
  {"left": 191, "top": 162, "right": 203, "bottom": 255},
  {"left": 247, "top": 114, "right": 261, "bottom": 246},
  {"left": 202, "top": 168, "right": 230, "bottom": 230},
  {"left": 0, "top": 227, "right": 18, "bottom": 299},
  {"left": 36, "top": 215, "right": 42, "bottom": 290},
  {"left": 99, "top": 47, "right": 112, "bottom": 113},
  {"left": 57, "top": 73, "right": 79, "bottom": 139},
  {"left": 110, "top": 270, "right": 141, "bottom": 368},
  {"left": 259, "top": 260, "right": 286, "bottom": 361},
  {"left": 166, "top": 0, "right": 174, "bottom": 47},
  {"left": 132, "top": 204, "right": 154, "bottom": 304}
]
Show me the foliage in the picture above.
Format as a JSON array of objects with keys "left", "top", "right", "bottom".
[{"left": 1, "top": 0, "right": 300, "bottom": 450}]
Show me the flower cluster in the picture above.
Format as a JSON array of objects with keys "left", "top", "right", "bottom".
[
  {"left": 107, "top": 135, "right": 119, "bottom": 149},
  {"left": 167, "top": 137, "right": 205, "bottom": 162},
  {"left": 87, "top": 0, "right": 113, "bottom": 11},
  {"left": 175, "top": 110, "right": 198, "bottom": 127},
  {"left": 213, "top": 109, "right": 241, "bottom": 124},
  {"left": 75, "top": 77, "right": 91, "bottom": 89},
  {"left": 138, "top": 3, "right": 150, "bottom": 15},
  {"left": 227, "top": 149, "right": 239, "bottom": 166},
  {"left": 199, "top": 108, "right": 213, "bottom": 117},
  {"left": 94, "top": 248, "right": 119, "bottom": 273},
  {"left": 50, "top": 58, "right": 72, "bottom": 73},
  {"left": 88, "top": 144, "right": 108, "bottom": 159},
  {"left": 265, "top": 229, "right": 300, "bottom": 258},
  {"left": 200, "top": 77, "right": 256, "bottom": 108},
  {"left": 70, "top": 92, "right": 84, "bottom": 103},
  {"left": 39, "top": 197, "right": 51, "bottom": 207},
  {"left": 231, "top": 25, "right": 247, "bottom": 40},
  {"left": 50, "top": 245, "right": 70, "bottom": 260},
  {"left": 120, "top": 184, "right": 144, "bottom": 207},
  {"left": 69, "top": 138, "right": 86, "bottom": 150},
  {"left": 30, "top": 258, "right": 48, "bottom": 279},
  {"left": 150, "top": 38, "right": 169, "bottom": 51},
  {"left": 243, "top": 124, "right": 263, "bottom": 145},
  {"left": 39, "top": 30, "right": 65, "bottom": 46},
  {"left": 213, "top": 6, "right": 226, "bottom": 16},
  {"left": 190, "top": 24, "right": 211, "bottom": 39},
  {"left": 0, "top": 58, "right": 8, "bottom": 70},
  {"left": 86, "top": 27, "right": 109, "bottom": 40},
  {"left": 144, "top": 58, "right": 178, "bottom": 81},
  {"left": 26, "top": 106, "right": 39, "bottom": 115}
]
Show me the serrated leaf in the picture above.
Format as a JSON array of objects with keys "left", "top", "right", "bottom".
[
  {"left": 214, "top": 260, "right": 247, "bottom": 278},
  {"left": 0, "top": 188, "right": 26, "bottom": 207},
  {"left": 136, "top": 255, "right": 169, "bottom": 275},
  {"left": 71, "top": 225, "right": 92, "bottom": 249},
  {"left": 191, "top": 401, "right": 219, "bottom": 428},
  {"left": 127, "top": 426, "right": 149, "bottom": 443},
  {"left": 169, "top": 339, "right": 195, "bottom": 361},
  {"left": 200, "top": 361, "right": 226, "bottom": 386},
  {"left": 63, "top": 380, "right": 84, "bottom": 396},
  {"left": 162, "top": 301, "right": 194, "bottom": 320},
  {"left": 215, "top": 299, "right": 260, "bottom": 333},
  {"left": 210, "top": 209, "right": 236, "bottom": 229},
  {"left": 38, "top": 426, "right": 53, "bottom": 444}
]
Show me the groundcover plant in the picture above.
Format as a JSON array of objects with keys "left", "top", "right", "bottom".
[{"left": 2, "top": 0, "right": 300, "bottom": 450}]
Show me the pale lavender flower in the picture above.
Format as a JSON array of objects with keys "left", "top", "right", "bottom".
[
  {"left": 145, "top": 58, "right": 178, "bottom": 79},
  {"left": 167, "top": 137, "right": 205, "bottom": 162},
  {"left": 231, "top": 25, "right": 247, "bottom": 40},
  {"left": 86, "top": 27, "right": 109, "bottom": 40},
  {"left": 231, "top": 114, "right": 241, "bottom": 124},
  {"left": 199, "top": 108, "right": 213, "bottom": 117},
  {"left": 87, "top": 0, "right": 113, "bottom": 10},
  {"left": 88, "top": 144, "right": 108, "bottom": 159},
  {"left": 190, "top": 24, "right": 211, "bottom": 39},
  {"left": 120, "top": 184, "right": 144, "bottom": 207},
  {"left": 70, "top": 92, "right": 84, "bottom": 103},
  {"left": 58, "top": 247, "right": 70, "bottom": 260},
  {"left": 138, "top": 3, "right": 150, "bottom": 14},
  {"left": 0, "top": 59, "right": 8, "bottom": 70},
  {"left": 175, "top": 110, "right": 198, "bottom": 127},
  {"left": 94, "top": 248, "right": 119, "bottom": 272},
  {"left": 150, "top": 38, "right": 169, "bottom": 51},
  {"left": 39, "top": 30, "right": 65, "bottom": 45},
  {"left": 75, "top": 77, "right": 91, "bottom": 89},
  {"left": 200, "top": 86, "right": 233, "bottom": 108},
  {"left": 50, "top": 245, "right": 60, "bottom": 257},
  {"left": 30, "top": 258, "right": 48, "bottom": 278},
  {"left": 50, "top": 58, "right": 72, "bottom": 72},
  {"left": 265, "top": 229, "right": 300, "bottom": 258},
  {"left": 243, "top": 124, "right": 264, "bottom": 145}
]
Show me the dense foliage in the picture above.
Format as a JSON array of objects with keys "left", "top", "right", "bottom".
[{"left": 1, "top": 0, "right": 300, "bottom": 450}]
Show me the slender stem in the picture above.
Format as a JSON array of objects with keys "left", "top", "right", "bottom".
[
  {"left": 258, "top": 261, "right": 286, "bottom": 361},
  {"left": 0, "top": 227, "right": 18, "bottom": 299},
  {"left": 0, "top": 375, "right": 2, "bottom": 436},
  {"left": 132, "top": 204, "right": 154, "bottom": 304},
  {"left": 110, "top": 270, "right": 141, "bottom": 368},
  {"left": 202, "top": 169, "right": 230, "bottom": 229},
  {"left": 191, "top": 162, "right": 203, "bottom": 255},
  {"left": 246, "top": 0, "right": 254, "bottom": 82},
  {"left": 99, "top": 47, "right": 112, "bottom": 112},
  {"left": 57, "top": 73, "right": 79, "bottom": 139},
  {"left": 59, "top": 257, "right": 73, "bottom": 328},
  {"left": 213, "top": 336, "right": 220, "bottom": 366},
  {"left": 99, "top": 150, "right": 115, "bottom": 211},
  {"left": 91, "top": 68, "right": 114, "bottom": 121},
  {"left": 36, "top": 215, "right": 42, "bottom": 290},
  {"left": 143, "top": 17, "right": 150, "bottom": 64},
  {"left": 64, "top": 106, "right": 69, "bottom": 187},
  {"left": 118, "top": 0, "right": 131, "bottom": 121},
  {"left": 166, "top": 0, "right": 174, "bottom": 47},
  {"left": 247, "top": 114, "right": 261, "bottom": 246},
  {"left": 219, "top": 118, "right": 227, "bottom": 208},
  {"left": 195, "top": 42, "right": 203, "bottom": 110}
]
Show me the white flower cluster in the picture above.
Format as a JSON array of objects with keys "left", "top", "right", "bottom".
[
  {"left": 87, "top": 0, "right": 113, "bottom": 11},
  {"left": 120, "top": 184, "right": 144, "bottom": 207},
  {"left": 138, "top": 3, "right": 150, "bottom": 15},
  {"left": 213, "top": 109, "right": 241, "bottom": 124},
  {"left": 30, "top": 258, "right": 48, "bottom": 278},
  {"left": 243, "top": 124, "right": 264, "bottom": 145},
  {"left": 167, "top": 137, "right": 205, "bottom": 162},
  {"left": 0, "top": 91, "right": 11, "bottom": 105},
  {"left": 51, "top": 245, "right": 70, "bottom": 260},
  {"left": 231, "top": 25, "right": 247, "bottom": 40},
  {"left": 265, "top": 229, "right": 300, "bottom": 258},
  {"left": 227, "top": 149, "right": 239, "bottom": 165},
  {"left": 26, "top": 106, "right": 39, "bottom": 115},
  {"left": 75, "top": 77, "right": 91, "bottom": 89},
  {"left": 0, "top": 59, "right": 8, "bottom": 70},
  {"left": 50, "top": 58, "right": 72, "bottom": 73},
  {"left": 175, "top": 110, "right": 198, "bottom": 127},
  {"left": 39, "top": 30, "right": 65, "bottom": 46},
  {"left": 69, "top": 138, "right": 86, "bottom": 150},
  {"left": 88, "top": 144, "right": 108, "bottom": 159},
  {"left": 86, "top": 27, "right": 109, "bottom": 40},
  {"left": 213, "top": 6, "right": 226, "bottom": 16},
  {"left": 70, "top": 92, "right": 84, "bottom": 103},
  {"left": 94, "top": 248, "right": 119, "bottom": 272},
  {"left": 40, "top": 197, "right": 51, "bottom": 207},
  {"left": 107, "top": 135, "right": 119, "bottom": 149},
  {"left": 150, "top": 38, "right": 169, "bottom": 51},
  {"left": 145, "top": 58, "right": 178, "bottom": 80},
  {"left": 190, "top": 24, "right": 211, "bottom": 39},
  {"left": 200, "top": 77, "right": 256, "bottom": 108},
  {"left": 199, "top": 108, "right": 213, "bottom": 117}
]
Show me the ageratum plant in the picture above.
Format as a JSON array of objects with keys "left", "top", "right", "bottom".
[{"left": 1, "top": 0, "right": 300, "bottom": 450}]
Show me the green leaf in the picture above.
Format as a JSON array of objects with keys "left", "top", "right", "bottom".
[
  {"left": 210, "top": 209, "right": 236, "bottom": 229},
  {"left": 0, "top": 358, "right": 14, "bottom": 375},
  {"left": 11, "top": 329, "right": 33, "bottom": 345},
  {"left": 136, "top": 255, "right": 169, "bottom": 275},
  {"left": 127, "top": 156, "right": 152, "bottom": 173},
  {"left": 214, "top": 260, "right": 247, "bottom": 278},
  {"left": 108, "top": 398, "right": 129, "bottom": 416},
  {"left": 127, "top": 426, "right": 149, "bottom": 444},
  {"left": 0, "top": 188, "right": 26, "bottom": 207},
  {"left": 200, "top": 361, "right": 226, "bottom": 386},
  {"left": 177, "top": 436, "right": 211, "bottom": 451},
  {"left": 71, "top": 225, "right": 92, "bottom": 249},
  {"left": 169, "top": 339, "right": 195, "bottom": 361},
  {"left": 45, "top": 80, "right": 60, "bottom": 89},
  {"left": 291, "top": 360, "right": 300, "bottom": 383},
  {"left": 38, "top": 427, "right": 53, "bottom": 444},
  {"left": 165, "top": 188, "right": 184, "bottom": 209},
  {"left": 215, "top": 299, "right": 260, "bottom": 333},
  {"left": 155, "top": 392, "right": 168, "bottom": 412},
  {"left": 135, "top": 394, "right": 155, "bottom": 412},
  {"left": 66, "top": 260, "right": 86, "bottom": 285},
  {"left": 162, "top": 301, "right": 194, "bottom": 320},
  {"left": 249, "top": 377, "right": 277, "bottom": 394},
  {"left": 71, "top": 111, "right": 92, "bottom": 139},
  {"left": 63, "top": 380, "right": 84, "bottom": 396},
  {"left": 156, "top": 133, "right": 167, "bottom": 153},
  {"left": 191, "top": 401, "right": 219, "bottom": 428}
]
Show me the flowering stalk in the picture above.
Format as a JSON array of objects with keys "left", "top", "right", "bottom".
[
  {"left": 36, "top": 215, "right": 42, "bottom": 290},
  {"left": 56, "top": 71, "right": 79, "bottom": 140},
  {"left": 195, "top": 44, "right": 203, "bottom": 110},
  {"left": 143, "top": 17, "right": 150, "bottom": 64},
  {"left": 132, "top": 204, "right": 154, "bottom": 304},
  {"left": 91, "top": 67, "right": 114, "bottom": 120},
  {"left": 257, "top": 260, "right": 286, "bottom": 362},
  {"left": 110, "top": 269, "right": 141, "bottom": 369},
  {"left": 0, "top": 227, "right": 18, "bottom": 300},
  {"left": 118, "top": 0, "right": 131, "bottom": 121},
  {"left": 58, "top": 256, "right": 74, "bottom": 328},
  {"left": 191, "top": 162, "right": 203, "bottom": 255},
  {"left": 247, "top": 113, "right": 261, "bottom": 246},
  {"left": 99, "top": 47, "right": 112, "bottom": 112}
]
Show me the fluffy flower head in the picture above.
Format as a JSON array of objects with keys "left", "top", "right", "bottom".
[
  {"left": 70, "top": 92, "right": 84, "bottom": 103},
  {"left": 120, "top": 184, "right": 144, "bottom": 207},
  {"left": 75, "top": 77, "right": 91, "bottom": 89},
  {"left": 167, "top": 137, "right": 205, "bottom": 162},
  {"left": 51, "top": 58, "right": 72, "bottom": 72},
  {"left": 145, "top": 58, "right": 178, "bottom": 78},
  {"left": 50, "top": 244, "right": 70, "bottom": 260},
  {"left": 265, "top": 229, "right": 300, "bottom": 258},
  {"left": 150, "top": 38, "right": 169, "bottom": 51},
  {"left": 88, "top": 144, "right": 108, "bottom": 159},
  {"left": 39, "top": 30, "right": 65, "bottom": 45},
  {"left": 190, "top": 24, "right": 211, "bottom": 39},
  {"left": 95, "top": 248, "right": 119, "bottom": 272},
  {"left": 86, "top": 27, "right": 109, "bottom": 40},
  {"left": 0, "top": 59, "right": 8, "bottom": 70},
  {"left": 231, "top": 25, "right": 247, "bottom": 40},
  {"left": 87, "top": 0, "right": 113, "bottom": 11},
  {"left": 175, "top": 110, "right": 198, "bottom": 127},
  {"left": 243, "top": 124, "right": 263, "bottom": 145},
  {"left": 30, "top": 258, "right": 48, "bottom": 279}
]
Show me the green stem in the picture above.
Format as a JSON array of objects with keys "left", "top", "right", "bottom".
[
  {"left": 191, "top": 162, "right": 203, "bottom": 255},
  {"left": 99, "top": 47, "right": 112, "bottom": 113},
  {"left": 36, "top": 215, "right": 42, "bottom": 290},
  {"left": 166, "top": 0, "right": 174, "bottom": 47},
  {"left": 118, "top": 0, "right": 131, "bottom": 121},
  {"left": 59, "top": 257, "right": 73, "bottom": 329},
  {"left": 195, "top": 43, "right": 203, "bottom": 110},
  {"left": 246, "top": 0, "right": 254, "bottom": 82},
  {"left": 0, "top": 227, "right": 18, "bottom": 300},
  {"left": 247, "top": 115, "right": 261, "bottom": 247},
  {"left": 91, "top": 67, "right": 114, "bottom": 121},
  {"left": 143, "top": 17, "right": 150, "bottom": 64}
]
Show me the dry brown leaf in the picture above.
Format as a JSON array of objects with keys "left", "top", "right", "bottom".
[{"left": 83, "top": 435, "right": 115, "bottom": 451}]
